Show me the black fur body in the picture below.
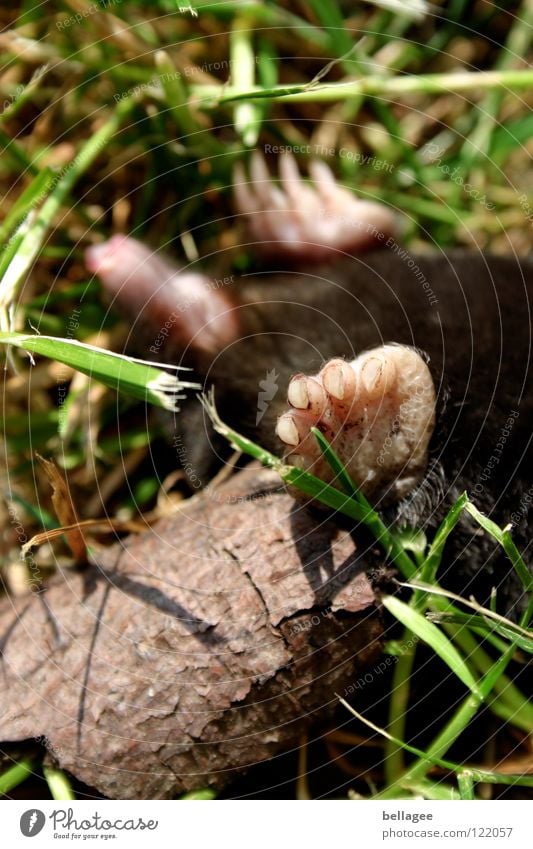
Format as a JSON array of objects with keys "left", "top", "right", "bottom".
[{"left": 178, "top": 249, "right": 533, "bottom": 612}]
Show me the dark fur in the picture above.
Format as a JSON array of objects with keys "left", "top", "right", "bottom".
[{"left": 173, "top": 249, "right": 532, "bottom": 613}]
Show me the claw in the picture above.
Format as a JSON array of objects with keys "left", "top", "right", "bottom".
[
  {"left": 279, "top": 151, "right": 305, "bottom": 202},
  {"left": 308, "top": 158, "right": 338, "bottom": 191},
  {"left": 276, "top": 345, "right": 436, "bottom": 503},
  {"left": 255, "top": 152, "right": 288, "bottom": 209},
  {"left": 233, "top": 161, "right": 258, "bottom": 216},
  {"left": 233, "top": 151, "right": 398, "bottom": 262},
  {"left": 287, "top": 375, "right": 327, "bottom": 414},
  {"left": 321, "top": 359, "right": 357, "bottom": 404},
  {"left": 276, "top": 413, "right": 300, "bottom": 446},
  {"left": 359, "top": 353, "right": 397, "bottom": 399}
]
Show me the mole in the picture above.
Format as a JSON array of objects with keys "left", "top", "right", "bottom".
[{"left": 86, "top": 153, "right": 533, "bottom": 614}]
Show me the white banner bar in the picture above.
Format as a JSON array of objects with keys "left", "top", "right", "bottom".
[{"left": 2, "top": 799, "right": 530, "bottom": 849}]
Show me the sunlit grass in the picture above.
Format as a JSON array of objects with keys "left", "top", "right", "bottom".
[{"left": 1, "top": 0, "right": 532, "bottom": 800}]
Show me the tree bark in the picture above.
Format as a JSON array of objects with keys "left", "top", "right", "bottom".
[{"left": 0, "top": 465, "right": 383, "bottom": 798}]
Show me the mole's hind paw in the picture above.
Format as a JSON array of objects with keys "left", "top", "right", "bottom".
[
  {"left": 86, "top": 236, "right": 240, "bottom": 356},
  {"left": 275, "top": 344, "right": 436, "bottom": 504},
  {"left": 234, "top": 151, "right": 397, "bottom": 263}
]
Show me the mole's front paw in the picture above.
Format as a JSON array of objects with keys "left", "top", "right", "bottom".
[
  {"left": 275, "top": 344, "right": 436, "bottom": 503},
  {"left": 234, "top": 151, "right": 397, "bottom": 264}
]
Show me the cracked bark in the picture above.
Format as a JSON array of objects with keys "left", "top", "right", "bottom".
[{"left": 0, "top": 465, "right": 383, "bottom": 798}]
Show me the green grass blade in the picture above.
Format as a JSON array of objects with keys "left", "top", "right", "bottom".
[
  {"left": 0, "top": 127, "right": 38, "bottom": 175},
  {"left": 338, "top": 695, "right": 533, "bottom": 789},
  {"left": 43, "top": 766, "right": 76, "bottom": 801},
  {"left": 382, "top": 594, "right": 481, "bottom": 696},
  {"left": 310, "top": 426, "right": 417, "bottom": 577},
  {"left": 306, "top": 0, "right": 353, "bottom": 56},
  {"left": 180, "top": 788, "right": 217, "bottom": 800},
  {"left": 0, "top": 96, "right": 137, "bottom": 321},
  {"left": 0, "top": 167, "right": 55, "bottom": 244},
  {"left": 421, "top": 492, "right": 469, "bottom": 582},
  {"left": 429, "top": 611, "right": 533, "bottom": 653},
  {"left": 457, "top": 770, "right": 476, "bottom": 800},
  {"left": 0, "top": 332, "right": 200, "bottom": 411},
  {"left": 401, "top": 781, "right": 459, "bottom": 801},
  {"left": 192, "top": 69, "right": 533, "bottom": 106},
  {"left": 201, "top": 397, "right": 418, "bottom": 575},
  {"left": 0, "top": 758, "right": 35, "bottom": 795},
  {"left": 201, "top": 390, "right": 367, "bottom": 519},
  {"left": 0, "top": 64, "right": 48, "bottom": 124},
  {"left": 154, "top": 50, "right": 201, "bottom": 138},
  {"left": 465, "top": 501, "right": 532, "bottom": 595},
  {"left": 230, "top": 19, "right": 261, "bottom": 146}
]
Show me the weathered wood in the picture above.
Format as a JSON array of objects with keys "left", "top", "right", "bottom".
[{"left": 0, "top": 466, "right": 382, "bottom": 798}]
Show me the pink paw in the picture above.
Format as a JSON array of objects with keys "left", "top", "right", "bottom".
[
  {"left": 275, "top": 344, "right": 436, "bottom": 503},
  {"left": 234, "top": 151, "right": 397, "bottom": 262},
  {"left": 85, "top": 236, "right": 240, "bottom": 354}
]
